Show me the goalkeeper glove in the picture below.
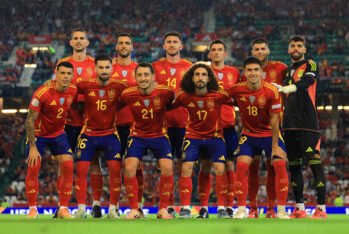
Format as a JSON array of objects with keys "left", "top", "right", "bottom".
[{"left": 271, "top": 83, "right": 297, "bottom": 94}]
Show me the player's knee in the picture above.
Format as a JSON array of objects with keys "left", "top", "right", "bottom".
[
  {"left": 213, "top": 162, "right": 225, "bottom": 175},
  {"left": 225, "top": 160, "right": 235, "bottom": 171},
  {"left": 181, "top": 163, "right": 193, "bottom": 177},
  {"left": 124, "top": 164, "right": 137, "bottom": 177},
  {"left": 200, "top": 160, "right": 211, "bottom": 173}
]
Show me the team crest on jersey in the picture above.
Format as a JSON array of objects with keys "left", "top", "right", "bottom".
[
  {"left": 143, "top": 99, "right": 150, "bottom": 107},
  {"left": 122, "top": 70, "right": 128, "bottom": 78},
  {"left": 99, "top": 90, "right": 105, "bottom": 98},
  {"left": 197, "top": 100, "right": 204, "bottom": 108},
  {"left": 170, "top": 68, "right": 176, "bottom": 76},
  {"left": 207, "top": 99, "right": 215, "bottom": 110},
  {"left": 59, "top": 97, "right": 65, "bottom": 105},
  {"left": 76, "top": 67, "right": 83, "bottom": 75},
  {"left": 261, "top": 72, "right": 266, "bottom": 79},
  {"left": 67, "top": 96, "right": 73, "bottom": 105},
  {"left": 249, "top": 96, "right": 255, "bottom": 104},
  {"left": 297, "top": 69, "right": 304, "bottom": 78},
  {"left": 108, "top": 89, "right": 115, "bottom": 99},
  {"left": 269, "top": 70, "right": 277, "bottom": 80},
  {"left": 258, "top": 95, "right": 266, "bottom": 108},
  {"left": 153, "top": 96, "right": 161, "bottom": 108},
  {"left": 218, "top": 73, "right": 224, "bottom": 80}
]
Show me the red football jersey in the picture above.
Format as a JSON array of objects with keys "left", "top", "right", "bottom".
[
  {"left": 77, "top": 78, "right": 127, "bottom": 136},
  {"left": 173, "top": 90, "right": 230, "bottom": 139},
  {"left": 54, "top": 56, "right": 96, "bottom": 127},
  {"left": 226, "top": 81, "right": 281, "bottom": 137},
  {"left": 152, "top": 58, "right": 192, "bottom": 128},
  {"left": 120, "top": 85, "right": 174, "bottom": 138},
  {"left": 29, "top": 81, "right": 77, "bottom": 137},
  {"left": 112, "top": 61, "right": 138, "bottom": 126},
  {"left": 212, "top": 65, "right": 240, "bottom": 128},
  {"left": 240, "top": 60, "right": 287, "bottom": 85}
]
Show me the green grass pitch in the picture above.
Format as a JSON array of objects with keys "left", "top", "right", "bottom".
[{"left": 0, "top": 215, "right": 347, "bottom": 234}]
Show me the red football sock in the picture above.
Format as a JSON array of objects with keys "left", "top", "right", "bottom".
[
  {"left": 124, "top": 176, "right": 138, "bottom": 209},
  {"left": 226, "top": 170, "right": 235, "bottom": 207},
  {"left": 266, "top": 159, "right": 276, "bottom": 210},
  {"left": 273, "top": 160, "right": 289, "bottom": 206},
  {"left": 25, "top": 160, "right": 41, "bottom": 206},
  {"left": 235, "top": 161, "right": 249, "bottom": 206},
  {"left": 56, "top": 175, "right": 61, "bottom": 197},
  {"left": 215, "top": 174, "right": 228, "bottom": 207},
  {"left": 136, "top": 166, "right": 144, "bottom": 204},
  {"left": 107, "top": 161, "right": 121, "bottom": 205},
  {"left": 159, "top": 174, "right": 174, "bottom": 209},
  {"left": 59, "top": 160, "right": 74, "bottom": 206},
  {"left": 75, "top": 161, "right": 90, "bottom": 204},
  {"left": 179, "top": 176, "right": 192, "bottom": 206},
  {"left": 248, "top": 161, "right": 259, "bottom": 209},
  {"left": 198, "top": 171, "right": 210, "bottom": 207},
  {"left": 90, "top": 173, "right": 103, "bottom": 201}
]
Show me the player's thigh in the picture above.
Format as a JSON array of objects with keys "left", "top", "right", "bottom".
[
  {"left": 181, "top": 138, "right": 200, "bottom": 162},
  {"left": 283, "top": 131, "right": 301, "bottom": 162},
  {"left": 64, "top": 125, "right": 82, "bottom": 150},
  {"left": 125, "top": 137, "right": 147, "bottom": 161},
  {"left": 117, "top": 125, "right": 130, "bottom": 156},
  {"left": 75, "top": 134, "right": 97, "bottom": 162},
  {"left": 100, "top": 134, "right": 122, "bottom": 161},
  {"left": 50, "top": 133, "right": 73, "bottom": 156},
  {"left": 204, "top": 138, "right": 226, "bottom": 164},
  {"left": 158, "top": 158, "right": 173, "bottom": 175},
  {"left": 26, "top": 136, "right": 48, "bottom": 157},
  {"left": 150, "top": 137, "right": 173, "bottom": 160},
  {"left": 224, "top": 127, "right": 239, "bottom": 159},
  {"left": 235, "top": 135, "right": 255, "bottom": 159},
  {"left": 300, "top": 131, "right": 320, "bottom": 162}
]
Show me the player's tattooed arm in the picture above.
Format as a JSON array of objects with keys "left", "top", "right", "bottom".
[{"left": 26, "top": 109, "right": 39, "bottom": 146}]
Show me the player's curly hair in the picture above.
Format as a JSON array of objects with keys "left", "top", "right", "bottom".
[{"left": 181, "top": 63, "right": 219, "bottom": 94}]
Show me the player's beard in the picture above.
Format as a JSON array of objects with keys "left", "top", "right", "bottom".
[
  {"left": 167, "top": 51, "right": 179, "bottom": 57},
  {"left": 290, "top": 52, "right": 304, "bottom": 62},
  {"left": 118, "top": 51, "right": 130, "bottom": 58},
  {"left": 98, "top": 74, "right": 110, "bottom": 82},
  {"left": 195, "top": 81, "right": 206, "bottom": 89}
]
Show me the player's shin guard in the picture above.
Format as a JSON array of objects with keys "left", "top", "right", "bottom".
[
  {"left": 248, "top": 161, "right": 259, "bottom": 209},
  {"left": 136, "top": 166, "right": 144, "bottom": 204},
  {"left": 309, "top": 161, "right": 326, "bottom": 205},
  {"left": 234, "top": 161, "right": 249, "bottom": 206},
  {"left": 25, "top": 160, "right": 41, "bottom": 206},
  {"left": 198, "top": 171, "right": 210, "bottom": 207},
  {"left": 215, "top": 174, "right": 228, "bottom": 207},
  {"left": 266, "top": 159, "right": 276, "bottom": 209},
  {"left": 59, "top": 160, "right": 74, "bottom": 206},
  {"left": 289, "top": 161, "right": 304, "bottom": 203},
  {"left": 159, "top": 174, "right": 174, "bottom": 209},
  {"left": 75, "top": 161, "right": 90, "bottom": 205},
  {"left": 124, "top": 176, "right": 138, "bottom": 209},
  {"left": 179, "top": 176, "right": 192, "bottom": 206},
  {"left": 90, "top": 173, "right": 103, "bottom": 202},
  {"left": 56, "top": 175, "right": 61, "bottom": 197},
  {"left": 226, "top": 170, "right": 235, "bottom": 207},
  {"left": 272, "top": 160, "right": 289, "bottom": 205},
  {"left": 107, "top": 161, "right": 121, "bottom": 205}
]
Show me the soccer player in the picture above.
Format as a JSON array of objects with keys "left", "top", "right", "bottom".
[
  {"left": 173, "top": 63, "right": 230, "bottom": 219},
  {"left": 121, "top": 63, "right": 174, "bottom": 219},
  {"left": 25, "top": 61, "right": 77, "bottom": 219},
  {"left": 152, "top": 31, "right": 192, "bottom": 215},
  {"left": 197, "top": 39, "right": 240, "bottom": 218},
  {"left": 52, "top": 28, "right": 103, "bottom": 218},
  {"left": 226, "top": 57, "right": 289, "bottom": 219},
  {"left": 245, "top": 38, "right": 288, "bottom": 218},
  {"left": 74, "top": 55, "right": 126, "bottom": 219},
  {"left": 273, "top": 36, "right": 327, "bottom": 218}
]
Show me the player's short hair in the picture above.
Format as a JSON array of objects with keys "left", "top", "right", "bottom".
[
  {"left": 135, "top": 62, "right": 154, "bottom": 74},
  {"left": 164, "top": 31, "right": 182, "bottom": 41},
  {"left": 116, "top": 33, "right": 133, "bottom": 44},
  {"left": 181, "top": 63, "right": 219, "bottom": 94},
  {"left": 70, "top": 28, "right": 87, "bottom": 38},
  {"left": 243, "top": 56, "right": 262, "bottom": 69},
  {"left": 250, "top": 38, "right": 269, "bottom": 48},
  {"left": 209, "top": 39, "right": 226, "bottom": 51},
  {"left": 288, "top": 35, "right": 306, "bottom": 44},
  {"left": 95, "top": 54, "right": 112, "bottom": 64},
  {"left": 57, "top": 61, "right": 74, "bottom": 70}
]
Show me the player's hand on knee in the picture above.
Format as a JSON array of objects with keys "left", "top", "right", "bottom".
[{"left": 27, "top": 147, "right": 42, "bottom": 167}]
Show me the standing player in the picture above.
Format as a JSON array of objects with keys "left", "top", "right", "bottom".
[
  {"left": 121, "top": 63, "right": 174, "bottom": 219},
  {"left": 152, "top": 31, "right": 192, "bottom": 215},
  {"left": 245, "top": 39, "right": 288, "bottom": 218},
  {"left": 197, "top": 40, "right": 240, "bottom": 218},
  {"left": 273, "top": 36, "right": 327, "bottom": 218},
  {"left": 25, "top": 62, "right": 76, "bottom": 219},
  {"left": 173, "top": 63, "right": 230, "bottom": 219},
  {"left": 226, "top": 57, "right": 289, "bottom": 219},
  {"left": 74, "top": 55, "right": 126, "bottom": 219}
]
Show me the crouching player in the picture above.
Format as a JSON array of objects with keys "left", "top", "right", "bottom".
[
  {"left": 226, "top": 57, "right": 289, "bottom": 219},
  {"left": 25, "top": 62, "right": 77, "bottom": 219},
  {"left": 121, "top": 63, "right": 175, "bottom": 219}
]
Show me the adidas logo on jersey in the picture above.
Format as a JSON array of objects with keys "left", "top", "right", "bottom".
[
  {"left": 50, "top": 100, "right": 57, "bottom": 106},
  {"left": 239, "top": 97, "right": 247, "bottom": 102},
  {"left": 134, "top": 101, "right": 141, "bottom": 106},
  {"left": 219, "top": 155, "right": 225, "bottom": 161},
  {"left": 188, "top": 102, "right": 195, "bottom": 108},
  {"left": 160, "top": 70, "right": 166, "bottom": 75},
  {"left": 305, "top": 147, "right": 313, "bottom": 153},
  {"left": 88, "top": 91, "right": 96, "bottom": 96}
]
